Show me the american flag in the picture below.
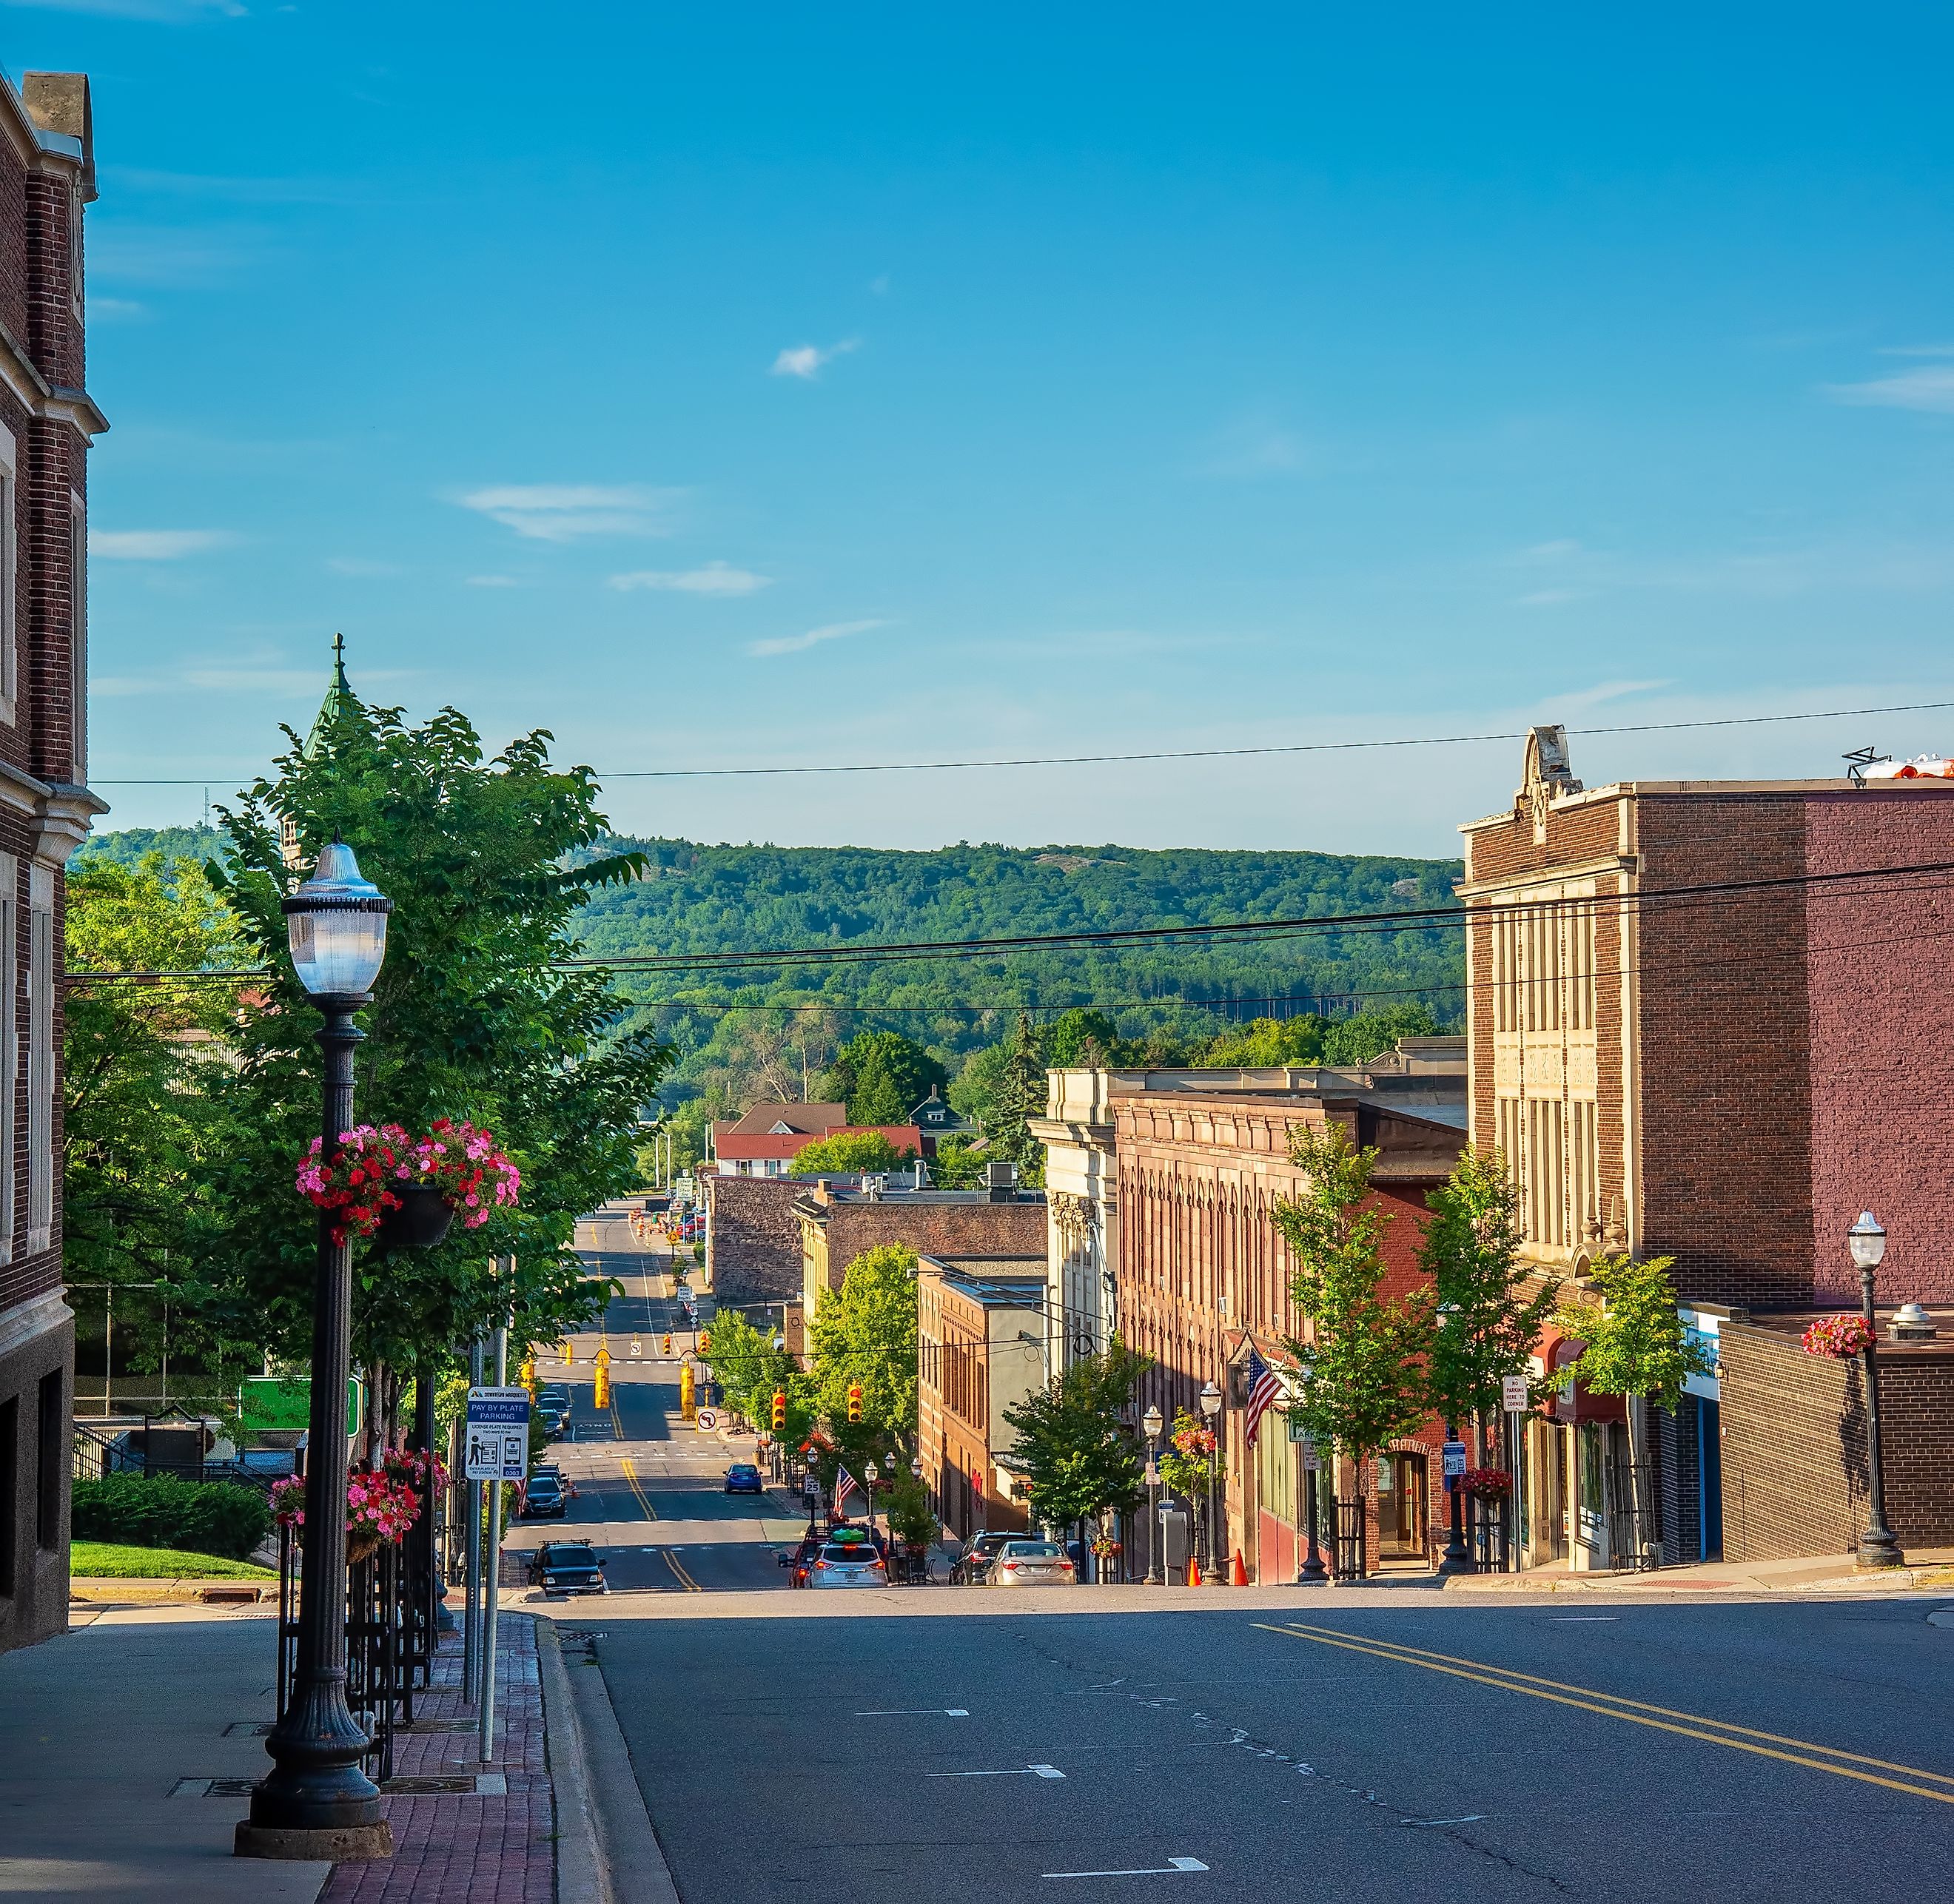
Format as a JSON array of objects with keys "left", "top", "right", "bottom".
[
  {"left": 833, "top": 1465, "right": 860, "bottom": 1515},
  {"left": 1243, "top": 1347, "right": 1286, "bottom": 1446}
]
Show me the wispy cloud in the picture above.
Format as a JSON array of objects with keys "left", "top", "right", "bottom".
[
  {"left": 1, "top": 0, "right": 245, "bottom": 16},
  {"left": 750, "top": 618, "right": 887, "bottom": 658},
  {"left": 1515, "top": 588, "right": 1588, "bottom": 608},
  {"left": 1503, "top": 534, "right": 1954, "bottom": 599},
  {"left": 105, "top": 166, "right": 349, "bottom": 205},
  {"left": 770, "top": 338, "right": 861, "bottom": 380},
  {"left": 1196, "top": 408, "right": 1313, "bottom": 479},
  {"left": 609, "top": 561, "right": 770, "bottom": 597},
  {"left": 455, "top": 484, "right": 680, "bottom": 542},
  {"left": 1879, "top": 342, "right": 1954, "bottom": 358},
  {"left": 465, "top": 574, "right": 521, "bottom": 588},
  {"left": 90, "top": 227, "right": 257, "bottom": 288},
  {"left": 89, "top": 296, "right": 149, "bottom": 323},
  {"left": 1823, "top": 366, "right": 1954, "bottom": 415},
  {"left": 91, "top": 528, "right": 238, "bottom": 560}
]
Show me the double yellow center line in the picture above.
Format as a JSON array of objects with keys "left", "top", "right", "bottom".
[{"left": 1255, "top": 1621, "right": 1954, "bottom": 1806}]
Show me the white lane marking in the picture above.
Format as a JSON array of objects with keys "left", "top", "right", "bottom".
[
  {"left": 1402, "top": 1815, "right": 1488, "bottom": 1826},
  {"left": 930, "top": 1763, "right": 1065, "bottom": 1779},
  {"left": 1044, "top": 1858, "right": 1207, "bottom": 1878},
  {"left": 1548, "top": 1616, "right": 1619, "bottom": 1622},
  {"left": 856, "top": 1708, "right": 970, "bottom": 1717}
]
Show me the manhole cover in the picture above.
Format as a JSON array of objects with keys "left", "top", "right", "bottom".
[{"left": 380, "top": 1776, "right": 478, "bottom": 1795}]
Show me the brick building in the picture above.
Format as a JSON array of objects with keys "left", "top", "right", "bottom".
[
  {"left": 0, "top": 67, "right": 104, "bottom": 1658},
  {"left": 1460, "top": 729, "right": 1954, "bottom": 1564},
  {"left": 702, "top": 1169, "right": 880, "bottom": 1303},
  {"left": 915, "top": 1255, "right": 1047, "bottom": 1543},
  {"left": 1111, "top": 1061, "right": 1465, "bottom": 1581},
  {"left": 790, "top": 1182, "right": 1047, "bottom": 1362}
]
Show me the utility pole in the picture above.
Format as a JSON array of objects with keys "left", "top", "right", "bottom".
[
  {"left": 463, "top": 1336, "right": 483, "bottom": 1703},
  {"left": 478, "top": 1309, "right": 508, "bottom": 1765}
]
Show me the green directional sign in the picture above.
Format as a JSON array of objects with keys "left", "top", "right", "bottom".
[{"left": 238, "top": 1375, "right": 363, "bottom": 1437}]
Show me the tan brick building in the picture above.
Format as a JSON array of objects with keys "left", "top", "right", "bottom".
[
  {"left": 0, "top": 67, "right": 103, "bottom": 1659},
  {"left": 1460, "top": 728, "right": 1954, "bottom": 1564},
  {"left": 915, "top": 1255, "right": 1047, "bottom": 1543}
]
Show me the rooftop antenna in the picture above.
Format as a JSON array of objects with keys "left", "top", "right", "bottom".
[{"left": 1843, "top": 744, "right": 1888, "bottom": 789}]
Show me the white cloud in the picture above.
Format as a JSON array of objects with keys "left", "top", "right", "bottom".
[
  {"left": 1514, "top": 588, "right": 1588, "bottom": 607},
  {"left": 1878, "top": 342, "right": 1954, "bottom": 357},
  {"left": 1197, "top": 408, "right": 1312, "bottom": 478},
  {"left": 750, "top": 618, "right": 888, "bottom": 658},
  {"left": 91, "top": 528, "right": 238, "bottom": 559},
  {"left": 1, "top": 0, "right": 244, "bottom": 16},
  {"left": 1822, "top": 366, "right": 1954, "bottom": 414},
  {"left": 609, "top": 561, "right": 770, "bottom": 597},
  {"left": 88, "top": 296, "right": 149, "bottom": 323},
  {"left": 466, "top": 574, "right": 520, "bottom": 588},
  {"left": 455, "top": 484, "right": 679, "bottom": 542},
  {"left": 326, "top": 556, "right": 400, "bottom": 578},
  {"left": 770, "top": 338, "right": 861, "bottom": 380}
]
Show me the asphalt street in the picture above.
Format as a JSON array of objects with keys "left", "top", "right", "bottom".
[
  {"left": 501, "top": 1207, "right": 803, "bottom": 1598},
  {"left": 588, "top": 1593, "right": 1954, "bottom": 1904}
]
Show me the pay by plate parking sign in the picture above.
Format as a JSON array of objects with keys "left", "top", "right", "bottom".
[{"left": 466, "top": 1385, "right": 531, "bottom": 1481}]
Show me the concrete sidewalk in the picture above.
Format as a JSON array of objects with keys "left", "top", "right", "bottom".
[
  {"left": 1443, "top": 1544, "right": 1954, "bottom": 1595},
  {"left": 0, "top": 1596, "right": 678, "bottom": 1904}
]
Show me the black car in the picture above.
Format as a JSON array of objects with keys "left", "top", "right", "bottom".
[
  {"left": 725, "top": 1463, "right": 763, "bottom": 1495},
  {"left": 522, "top": 1473, "right": 568, "bottom": 1518},
  {"left": 535, "top": 1541, "right": 607, "bottom": 1597}
]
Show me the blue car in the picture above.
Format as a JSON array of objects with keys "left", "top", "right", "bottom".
[{"left": 724, "top": 1463, "right": 764, "bottom": 1495}]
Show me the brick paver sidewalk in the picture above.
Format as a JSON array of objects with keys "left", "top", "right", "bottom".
[{"left": 322, "top": 1615, "right": 551, "bottom": 1904}]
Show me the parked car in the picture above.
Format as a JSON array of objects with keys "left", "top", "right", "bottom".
[
  {"left": 988, "top": 1539, "right": 1076, "bottom": 1587},
  {"left": 725, "top": 1463, "right": 764, "bottom": 1495},
  {"left": 532, "top": 1462, "right": 577, "bottom": 1500},
  {"left": 779, "top": 1533, "right": 822, "bottom": 1587},
  {"left": 522, "top": 1473, "right": 568, "bottom": 1518},
  {"left": 808, "top": 1535, "right": 887, "bottom": 1588},
  {"left": 954, "top": 1530, "right": 1019, "bottom": 1584},
  {"left": 535, "top": 1541, "right": 607, "bottom": 1598}
]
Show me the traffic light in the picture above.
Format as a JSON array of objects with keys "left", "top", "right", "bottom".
[
  {"left": 772, "top": 1390, "right": 788, "bottom": 1431},
  {"left": 699, "top": 1329, "right": 712, "bottom": 1354},
  {"left": 519, "top": 1358, "right": 535, "bottom": 1388},
  {"left": 847, "top": 1383, "right": 863, "bottom": 1424},
  {"left": 662, "top": 1332, "right": 673, "bottom": 1355},
  {"left": 594, "top": 1366, "right": 611, "bottom": 1409}
]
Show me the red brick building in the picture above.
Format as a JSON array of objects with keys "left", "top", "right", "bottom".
[
  {"left": 0, "top": 68, "right": 104, "bottom": 1658},
  {"left": 1460, "top": 729, "right": 1954, "bottom": 1564},
  {"left": 1113, "top": 1070, "right": 1464, "bottom": 1581}
]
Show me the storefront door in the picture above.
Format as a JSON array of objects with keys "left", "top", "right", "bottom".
[{"left": 1377, "top": 1451, "right": 1427, "bottom": 1556}]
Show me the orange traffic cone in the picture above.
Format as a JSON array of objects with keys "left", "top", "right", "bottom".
[
  {"left": 1186, "top": 1556, "right": 1203, "bottom": 1587},
  {"left": 1231, "top": 1549, "right": 1249, "bottom": 1587}
]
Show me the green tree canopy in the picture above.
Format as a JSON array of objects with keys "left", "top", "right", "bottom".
[
  {"left": 808, "top": 1242, "right": 919, "bottom": 1438},
  {"left": 795, "top": 1130, "right": 910, "bottom": 1174},
  {"left": 1270, "top": 1122, "right": 1434, "bottom": 1464},
  {"left": 1421, "top": 1147, "right": 1561, "bottom": 1426},
  {"left": 999, "top": 1340, "right": 1152, "bottom": 1529},
  {"left": 195, "top": 693, "right": 671, "bottom": 1371},
  {"left": 981, "top": 1012, "right": 1047, "bottom": 1184},
  {"left": 64, "top": 852, "right": 250, "bottom": 1376},
  {"left": 819, "top": 1030, "right": 945, "bottom": 1126},
  {"left": 1553, "top": 1255, "right": 1711, "bottom": 1417}
]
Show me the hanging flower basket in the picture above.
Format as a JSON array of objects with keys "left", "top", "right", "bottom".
[
  {"left": 1803, "top": 1313, "right": 1876, "bottom": 1359},
  {"left": 270, "top": 1456, "right": 421, "bottom": 1558},
  {"left": 297, "top": 1118, "right": 520, "bottom": 1251},
  {"left": 1461, "top": 1467, "right": 1512, "bottom": 1499},
  {"left": 1090, "top": 1536, "right": 1123, "bottom": 1558}
]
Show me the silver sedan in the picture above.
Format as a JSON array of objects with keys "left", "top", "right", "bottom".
[{"left": 987, "top": 1539, "right": 1076, "bottom": 1586}]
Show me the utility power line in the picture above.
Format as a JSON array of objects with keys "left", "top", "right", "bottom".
[{"left": 83, "top": 694, "right": 1954, "bottom": 787}]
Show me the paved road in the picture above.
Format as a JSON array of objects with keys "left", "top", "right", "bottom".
[
  {"left": 586, "top": 1594, "right": 1954, "bottom": 1904},
  {"left": 502, "top": 1205, "right": 802, "bottom": 1597}
]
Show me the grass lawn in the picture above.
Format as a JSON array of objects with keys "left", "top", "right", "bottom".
[{"left": 70, "top": 1541, "right": 276, "bottom": 1580}]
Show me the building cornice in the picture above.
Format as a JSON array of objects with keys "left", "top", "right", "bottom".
[
  {"left": 0, "top": 1285, "right": 71, "bottom": 1361},
  {"left": 0, "top": 309, "right": 109, "bottom": 440},
  {"left": 1027, "top": 1116, "right": 1115, "bottom": 1149},
  {"left": 1455, "top": 855, "right": 1636, "bottom": 900},
  {"left": 36, "top": 781, "right": 110, "bottom": 866}
]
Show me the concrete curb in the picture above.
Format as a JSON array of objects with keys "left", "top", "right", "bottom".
[{"left": 540, "top": 1618, "right": 682, "bottom": 1904}]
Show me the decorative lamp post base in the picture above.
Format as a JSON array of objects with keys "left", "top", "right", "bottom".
[
  {"left": 1856, "top": 1533, "right": 1907, "bottom": 1570},
  {"left": 235, "top": 1820, "right": 395, "bottom": 1863}
]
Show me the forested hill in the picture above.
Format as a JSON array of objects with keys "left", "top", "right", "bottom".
[{"left": 579, "top": 837, "right": 1464, "bottom": 1032}]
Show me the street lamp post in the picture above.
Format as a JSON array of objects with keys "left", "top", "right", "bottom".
[
  {"left": 1436, "top": 1301, "right": 1471, "bottom": 1575},
  {"left": 1198, "top": 1380, "right": 1223, "bottom": 1583},
  {"left": 1850, "top": 1212, "right": 1905, "bottom": 1570},
  {"left": 865, "top": 1460, "right": 880, "bottom": 1536},
  {"left": 1143, "top": 1403, "right": 1164, "bottom": 1584},
  {"left": 238, "top": 842, "right": 394, "bottom": 1863}
]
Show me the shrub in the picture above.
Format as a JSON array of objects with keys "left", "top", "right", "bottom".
[{"left": 70, "top": 1472, "right": 272, "bottom": 1561}]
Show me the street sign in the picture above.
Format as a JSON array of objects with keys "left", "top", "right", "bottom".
[
  {"left": 1502, "top": 1373, "right": 1531, "bottom": 1412},
  {"left": 1287, "top": 1412, "right": 1309, "bottom": 1444},
  {"left": 1302, "top": 1444, "right": 1321, "bottom": 1473},
  {"left": 695, "top": 1407, "right": 719, "bottom": 1431},
  {"left": 238, "top": 1374, "right": 363, "bottom": 1437},
  {"left": 1443, "top": 1439, "right": 1468, "bottom": 1478},
  {"left": 1144, "top": 1458, "right": 1160, "bottom": 1484},
  {"left": 465, "top": 1385, "right": 530, "bottom": 1482}
]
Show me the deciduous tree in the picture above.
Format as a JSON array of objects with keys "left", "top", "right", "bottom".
[{"left": 1000, "top": 1341, "right": 1151, "bottom": 1532}]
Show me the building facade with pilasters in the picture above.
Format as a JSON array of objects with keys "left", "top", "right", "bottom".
[{"left": 0, "top": 67, "right": 104, "bottom": 1658}]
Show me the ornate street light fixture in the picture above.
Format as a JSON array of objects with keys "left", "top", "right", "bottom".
[
  {"left": 238, "top": 842, "right": 394, "bottom": 1863},
  {"left": 1435, "top": 1299, "right": 1471, "bottom": 1575},
  {"left": 1142, "top": 1404, "right": 1164, "bottom": 1584},
  {"left": 1849, "top": 1212, "right": 1904, "bottom": 1570},
  {"left": 1198, "top": 1382, "right": 1223, "bottom": 1581}
]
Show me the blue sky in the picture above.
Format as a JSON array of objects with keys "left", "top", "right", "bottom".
[{"left": 9, "top": 1, "right": 1954, "bottom": 853}]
